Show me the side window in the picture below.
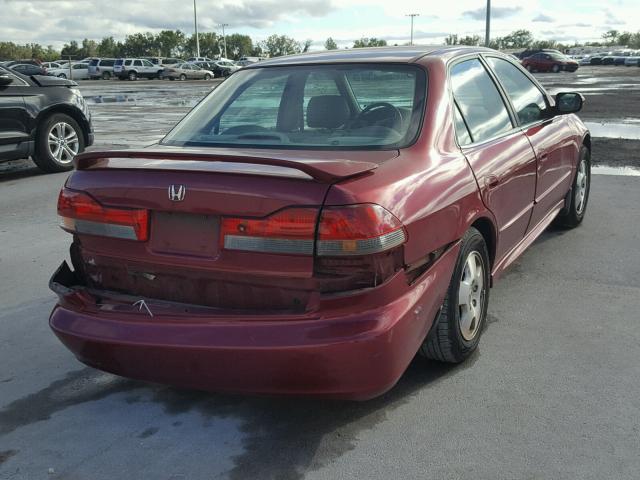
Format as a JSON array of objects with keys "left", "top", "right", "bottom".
[
  {"left": 125, "top": 60, "right": 132, "bottom": 66},
  {"left": 133, "top": 60, "right": 143, "bottom": 67},
  {"left": 142, "top": 60, "right": 153, "bottom": 67},
  {"left": 486, "top": 57, "right": 547, "bottom": 125},
  {"left": 218, "top": 73, "right": 287, "bottom": 132},
  {"left": 102, "top": 60, "right": 114, "bottom": 67},
  {"left": 450, "top": 58, "right": 513, "bottom": 144}
]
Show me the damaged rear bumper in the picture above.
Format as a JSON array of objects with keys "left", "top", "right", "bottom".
[{"left": 49, "top": 244, "right": 458, "bottom": 400}]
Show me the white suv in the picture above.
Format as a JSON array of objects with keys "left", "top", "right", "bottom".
[{"left": 113, "top": 58, "right": 163, "bottom": 80}]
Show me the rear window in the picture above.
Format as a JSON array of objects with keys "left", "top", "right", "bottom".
[
  {"left": 101, "top": 59, "right": 115, "bottom": 67},
  {"left": 89, "top": 59, "right": 99, "bottom": 66},
  {"left": 162, "top": 64, "right": 426, "bottom": 150},
  {"left": 115, "top": 59, "right": 124, "bottom": 66}
]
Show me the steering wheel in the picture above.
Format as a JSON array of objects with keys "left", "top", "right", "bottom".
[{"left": 350, "top": 102, "right": 403, "bottom": 130}]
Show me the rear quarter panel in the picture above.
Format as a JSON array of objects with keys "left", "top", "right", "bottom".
[{"left": 324, "top": 57, "right": 490, "bottom": 268}]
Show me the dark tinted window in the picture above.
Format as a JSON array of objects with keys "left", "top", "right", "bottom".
[
  {"left": 133, "top": 60, "right": 143, "bottom": 67},
  {"left": 101, "top": 59, "right": 115, "bottom": 67},
  {"left": 89, "top": 59, "right": 99, "bottom": 66},
  {"left": 450, "top": 58, "right": 512, "bottom": 143},
  {"left": 486, "top": 57, "right": 547, "bottom": 125},
  {"left": 115, "top": 59, "right": 124, "bottom": 65}
]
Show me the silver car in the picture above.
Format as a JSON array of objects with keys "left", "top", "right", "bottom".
[{"left": 162, "top": 63, "right": 214, "bottom": 81}]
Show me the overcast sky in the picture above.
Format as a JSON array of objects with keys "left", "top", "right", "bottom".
[{"left": 2, "top": 0, "right": 638, "bottom": 49}]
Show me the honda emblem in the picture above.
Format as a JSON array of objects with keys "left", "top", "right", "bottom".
[{"left": 168, "top": 184, "right": 186, "bottom": 202}]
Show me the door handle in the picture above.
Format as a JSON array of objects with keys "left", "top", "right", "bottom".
[{"left": 485, "top": 175, "right": 500, "bottom": 189}]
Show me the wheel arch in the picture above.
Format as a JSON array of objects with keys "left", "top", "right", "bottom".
[
  {"left": 582, "top": 132, "right": 591, "bottom": 152},
  {"left": 469, "top": 216, "right": 497, "bottom": 273},
  {"left": 35, "top": 105, "right": 91, "bottom": 146}
]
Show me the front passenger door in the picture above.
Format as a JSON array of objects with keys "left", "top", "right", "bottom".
[{"left": 485, "top": 56, "right": 575, "bottom": 230}]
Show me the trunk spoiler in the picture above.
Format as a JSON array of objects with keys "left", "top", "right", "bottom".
[{"left": 74, "top": 149, "right": 379, "bottom": 184}]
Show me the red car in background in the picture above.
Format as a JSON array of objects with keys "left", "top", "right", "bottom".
[
  {"left": 522, "top": 52, "right": 580, "bottom": 72},
  {"left": 50, "top": 46, "right": 591, "bottom": 400}
]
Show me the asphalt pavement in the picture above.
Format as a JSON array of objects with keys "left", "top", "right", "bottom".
[{"left": 1, "top": 70, "right": 640, "bottom": 480}]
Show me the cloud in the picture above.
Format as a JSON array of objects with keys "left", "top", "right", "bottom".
[
  {"left": 603, "top": 8, "right": 624, "bottom": 25},
  {"left": 532, "top": 14, "right": 554, "bottom": 23},
  {"left": 462, "top": 6, "right": 522, "bottom": 21}
]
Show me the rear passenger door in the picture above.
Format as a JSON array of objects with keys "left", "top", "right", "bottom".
[
  {"left": 450, "top": 57, "right": 537, "bottom": 262},
  {"left": 485, "top": 55, "right": 575, "bottom": 230}
]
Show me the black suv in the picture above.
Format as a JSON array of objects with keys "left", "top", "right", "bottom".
[{"left": 0, "top": 66, "right": 93, "bottom": 172}]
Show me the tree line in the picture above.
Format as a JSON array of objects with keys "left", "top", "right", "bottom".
[{"left": 2, "top": 28, "right": 640, "bottom": 62}]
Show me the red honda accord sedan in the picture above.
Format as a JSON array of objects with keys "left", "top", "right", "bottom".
[{"left": 50, "top": 46, "right": 591, "bottom": 400}]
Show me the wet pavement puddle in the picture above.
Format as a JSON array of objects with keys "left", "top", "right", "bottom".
[{"left": 585, "top": 121, "right": 640, "bottom": 140}]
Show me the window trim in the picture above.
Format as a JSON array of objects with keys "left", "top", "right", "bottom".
[
  {"left": 480, "top": 53, "right": 553, "bottom": 129},
  {"left": 447, "top": 54, "right": 519, "bottom": 149}
]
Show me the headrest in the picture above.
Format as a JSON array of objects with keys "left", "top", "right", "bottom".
[{"left": 307, "top": 95, "right": 350, "bottom": 129}]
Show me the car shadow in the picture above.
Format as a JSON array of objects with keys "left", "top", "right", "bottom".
[
  {"left": 0, "top": 159, "right": 44, "bottom": 183},
  {"left": 0, "top": 344, "right": 479, "bottom": 479}
]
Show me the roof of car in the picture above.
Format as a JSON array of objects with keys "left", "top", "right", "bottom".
[{"left": 248, "top": 45, "right": 497, "bottom": 67}]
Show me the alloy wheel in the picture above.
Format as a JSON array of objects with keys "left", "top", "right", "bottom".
[
  {"left": 458, "top": 251, "right": 486, "bottom": 341},
  {"left": 47, "top": 122, "right": 79, "bottom": 164},
  {"left": 575, "top": 156, "right": 589, "bottom": 215}
]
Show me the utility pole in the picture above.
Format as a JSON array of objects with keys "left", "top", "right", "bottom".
[
  {"left": 219, "top": 23, "right": 229, "bottom": 59},
  {"left": 485, "top": 0, "right": 491, "bottom": 47},
  {"left": 193, "top": 0, "right": 200, "bottom": 57},
  {"left": 406, "top": 14, "right": 419, "bottom": 46}
]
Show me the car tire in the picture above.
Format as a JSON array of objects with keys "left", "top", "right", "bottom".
[
  {"left": 419, "top": 227, "right": 490, "bottom": 363},
  {"left": 58, "top": 73, "right": 67, "bottom": 79},
  {"left": 179, "top": 74, "right": 187, "bottom": 81},
  {"left": 32, "top": 113, "right": 85, "bottom": 173},
  {"left": 204, "top": 73, "right": 211, "bottom": 80},
  {"left": 552, "top": 64, "right": 560, "bottom": 73},
  {"left": 128, "top": 71, "right": 137, "bottom": 81},
  {"left": 169, "top": 77, "right": 175, "bottom": 81},
  {"left": 525, "top": 64, "right": 532, "bottom": 72},
  {"left": 555, "top": 146, "right": 591, "bottom": 228},
  {"left": 101, "top": 71, "right": 111, "bottom": 80}
]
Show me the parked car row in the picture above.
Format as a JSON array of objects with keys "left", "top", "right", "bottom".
[{"left": 576, "top": 50, "right": 640, "bottom": 66}]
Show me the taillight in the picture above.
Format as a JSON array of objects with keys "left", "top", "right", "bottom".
[
  {"left": 317, "top": 204, "right": 405, "bottom": 256},
  {"left": 57, "top": 188, "right": 149, "bottom": 241},
  {"left": 221, "top": 207, "right": 317, "bottom": 255},
  {"left": 221, "top": 204, "right": 405, "bottom": 256}
]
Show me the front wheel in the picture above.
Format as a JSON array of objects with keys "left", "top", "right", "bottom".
[
  {"left": 204, "top": 73, "right": 211, "bottom": 80},
  {"left": 552, "top": 64, "right": 560, "bottom": 73},
  {"left": 419, "top": 228, "right": 490, "bottom": 363},
  {"left": 58, "top": 73, "right": 67, "bottom": 79},
  {"left": 33, "top": 113, "right": 85, "bottom": 173},
  {"left": 556, "top": 146, "right": 591, "bottom": 228},
  {"left": 102, "top": 71, "right": 111, "bottom": 80},
  {"left": 128, "top": 71, "right": 137, "bottom": 81},
  {"left": 179, "top": 74, "right": 187, "bottom": 81}
]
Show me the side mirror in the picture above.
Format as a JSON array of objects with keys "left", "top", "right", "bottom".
[
  {"left": 0, "top": 74, "right": 13, "bottom": 86},
  {"left": 555, "top": 92, "right": 584, "bottom": 114}
]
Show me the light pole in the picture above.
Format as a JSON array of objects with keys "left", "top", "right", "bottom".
[
  {"left": 193, "top": 0, "right": 200, "bottom": 58},
  {"left": 406, "top": 13, "right": 419, "bottom": 46},
  {"left": 485, "top": 0, "right": 491, "bottom": 47},
  {"left": 219, "top": 23, "right": 229, "bottom": 59}
]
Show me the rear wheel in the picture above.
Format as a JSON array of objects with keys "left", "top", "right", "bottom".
[
  {"left": 58, "top": 73, "right": 67, "bottom": 79},
  {"left": 552, "top": 64, "right": 560, "bottom": 73},
  {"left": 525, "top": 64, "right": 532, "bottom": 72},
  {"left": 556, "top": 146, "right": 591, "bottom": 228},
  {"left": 179, "top": 74, "right": 187, "bottom": 81},
  {"left": 204, "top": 73, "right": 211, "bottom": 80},
  {"left": 128, "top": 71, "right": 137, "bottom": 81},
  {"left": 101, "top": 71, "right": 111, "bottom": 80},
  {"left": 33, "top": 113, "right": 85, "bottom": 173},
  {"left": 419, "top": 228, "right": 490, "bottom": 363}
]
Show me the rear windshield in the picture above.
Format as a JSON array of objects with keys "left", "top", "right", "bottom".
[
  {"left": 161, "top": 64, "right": 426, "bottom": 150},
  {"left": 115, "top": 59, "right": 124, "bottom": 65}
]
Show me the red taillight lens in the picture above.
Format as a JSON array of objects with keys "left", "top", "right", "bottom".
[
  {"left": 317, "top": 204, "right": 406, "bottom": 256},
  {"left": 221, "top": 208, "right": 317, "bottom": 255},
  {"left": 221, "top": 204, "right": 405, "bottom": 257},
  {"left": 57, "top": 188, "right": 149, "bottom": 241}
]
